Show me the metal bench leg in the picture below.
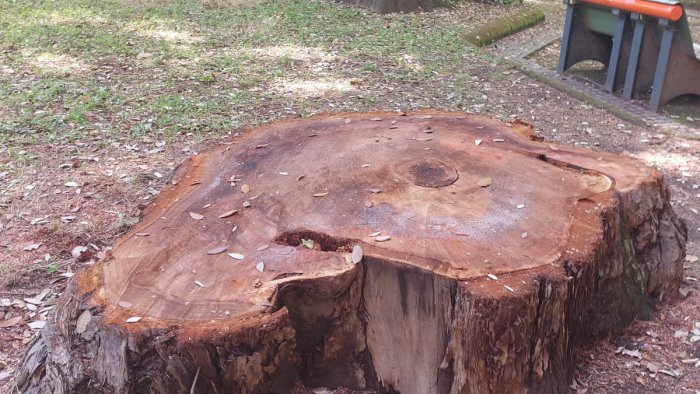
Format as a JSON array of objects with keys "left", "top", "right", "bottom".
[
  {"left": 605, "top": 10, "right": 627, "bottom": 92},
  {"left": 557, "top": 3, "right": 576, "bottom": 74},
  {"left": 622, "top": 13, "right": 645, "bottom": 100},
  {"left": 650, "top": 20, "right": 675, "bottom": 112}
]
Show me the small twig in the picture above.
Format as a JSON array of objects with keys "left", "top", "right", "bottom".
[{"left": 190, "top": 366, "right": 201, "bottom": 394}]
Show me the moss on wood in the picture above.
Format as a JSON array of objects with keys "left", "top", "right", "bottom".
[{"left": 463, "top": 6, "right": 545, "bottom": 47}]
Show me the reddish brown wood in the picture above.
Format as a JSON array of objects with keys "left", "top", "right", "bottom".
[{"left": 16, "top": 112, "right": 686, "bottom": 393}]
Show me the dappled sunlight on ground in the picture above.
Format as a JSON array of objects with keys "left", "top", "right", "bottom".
[
  {"left": 27, "top": 52, "right": 91, "bottom": 76},
  {"left": 272, "top": 78, "right": 356, "bottom": 98},
  {"left": 633, "top": 150, "right": 700, "bottom": 174},
  {"left": 248, "top": 45, "right": 337, "bottom": 62},
  {"left": 128, "top": 22, "right": 204, "bottom": 46}
]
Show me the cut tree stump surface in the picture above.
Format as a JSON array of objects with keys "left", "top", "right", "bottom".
[{"left": 17, "top": 112, "right": 686, "bottom": 394}]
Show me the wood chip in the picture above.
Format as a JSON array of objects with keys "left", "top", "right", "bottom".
[
  {"left": 504, "top": 285, "right": 515, "bottom": 292},
  {"left": 218, "top": 209, "right": 237, "bottom": 218},
  {"left": 686, "top": 255, "right": 699, "bottom": 263},
  {"left": 255, "top": 144, "right": 268, "bottom": 149},
  {"left": 521, "top": 232, "right": 528, "bottom": 239},
  {"left": 369, "top": 188, "right": 382, "bottom": 194},
  {"left": 0, "top": 316, "right": 22, "bottom": 328},
  {"left": 345, "top": 118, "right": 352, "bottom": 125},
  {"left": 207, "top": 246, "right": 227, "bottom": 255},
  {"left": 370, "top": 117, "right": 382, "bottom": 121},
  {"left": 493, "top": 138, "right": 505, "bottom": 142},
  {"left": 228, "top": 253, "right": 245, "bottom": 260},
  {"left": 202, "top": 203, "right": 212, "bottom": 209},
  {"left": 477, "top": 177, "right": 492, "bottom": 187},
  {"left": 256, "top": 262, "right": 265, "bottom": 272},
  {"left": 194, "top": 280, "right": 205, "bottom": 287},
  {"left": 118, "top": 301, "right": 133, "bottom": 308},
  {"left": 313, "top": 192, "right": 329, "bottom": 197},
  {"left": 64, "top": 181, "right": 79, "bottom": 187},
  {"left": 369, "top": 231, "right": 381, "bottom": 237},
  {"left": 475, "top": 139, "right": 482, "bottom": 146},
  {"left": 75, "top": 310, "right": 92, "bottom": 334},
  {"left": 296, "top": 175, "right": 305, "bottom": 181},
  {"left": 279, "top": 172, "right": 289, "bottom": 176},
  {"left": 257, "top": 245, "right": 269, "bottom": 251},
  {"left": 241, "top": 184, "right": 250, "bottom": 193},
  {"left": 254, "top": 278, "right": 263, "bottom": 288},
  {"left": 361, "top": 164, "right": 370, "bottom": 168},
  {"left": 189, "top": 212, "right": 204, "bottom": 220},
  {"left": 243, "top": 200, "right": 251, "bottom": 208},
  {"left": 364, "top": 201, "right": 373, "bottom": 208},
  {"left": 135, "top": 233, "right": 150, "bottom": 237},
  {"left": 375, "top": 235, "right": 391, "bottom": 242},
  {"left": 28, "top": 320, "right": 46, "bottom": 330},
  {"left": 487, "top": 274, "right": 498, "bottom": 280},
  {"left": 516, "top": 204, "right": 525, "bottom": 209},
  {"left": 125, "top": 316, "right": 142, "bottom": 323},
  {"left": 352, "top": 245, "right": 364, "bottom": 264}
]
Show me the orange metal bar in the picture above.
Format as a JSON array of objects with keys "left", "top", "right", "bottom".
[{"left": 578, "top": 0, "right": 683, "bottom": 21}]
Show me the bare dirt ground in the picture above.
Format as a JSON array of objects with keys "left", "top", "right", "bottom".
[{"left": 0, "top": 0, "right": 699, "bottom": 392}]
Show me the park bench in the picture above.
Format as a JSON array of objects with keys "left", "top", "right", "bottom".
[{"left": 558, "top": 0, "right": 700, "bottom": 111}]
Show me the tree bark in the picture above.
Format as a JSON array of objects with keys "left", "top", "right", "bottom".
[{"left": 16, "top": 112, "right": 686, "bottom": 393}]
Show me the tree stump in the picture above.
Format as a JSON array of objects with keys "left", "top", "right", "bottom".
[{"left": 16, "top": 112, "right": 686, "bottom": 393}]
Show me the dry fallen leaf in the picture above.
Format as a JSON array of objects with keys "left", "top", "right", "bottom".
[
  {"left": 369, "top": 231, "right": 381, "bottom": 237},
  {"left": 243, "top": 200, "right": 251, "bottom": 208},
  {"left": 75, "top": 310, "right": 92, "bottom": 334},
  {"left": 487, "top": 274, "right": 498, "bottom": 280},
  {"left": 257, "top": 245, "right": 269, "bottom": 251},
  {"left": 207, "top": 246, "right": 227, "bottom": 255},
  {"left": 194, "top": 280, "right": 205, "bottom": 288},
  {"left": 375, "top": 235, "right": 391, "bottom": 242},
  {"left": 241, "top": 184, "right": 251, "bottom": 193},
  {"left": 254, "top": 278, "right": 263, "bottom": 288},
  {"left": 118, "top": 301, "right": 133, "bottom": 308},
  {"left": 352, "top": 245, "right": 364, "bottom": 264},
  {"left": 493, "top": 138, "right": 505, "bottom": 142},
  {"left": 516, "top": 204, "right": 525, "bottom": 209},
  {"left": 477, "top": 177, "right": 492, "bottom": 187},
  {"left": 189, "top": 212, "right": 204, "bottom": 220},
  {"left": 369, "top": 188, "right": 382, "bottom": 194},
  {"left": 64, "top": 181, "right": 79, "bottom": 187},
  {"left": 504, "top": 285, "right": 514, "bottom": 292},
  {"left": 475, "top": 139, "right": 482, "bottom": 146},
  {"left": 370, "top": 117, "right": 382, "bottom": 121},
  {"left": 313, "top": 192, "right": 329, "bottom": 197},
  {"left": 228, "top": 253, "right": 245, "bottom": 260},
  {"left": 279, "top": 172, "right": 289, "bottom": 176},
  {"left": 23, "top": 243, "right": 42, "bottom": 251},
  {"left": 361, "top": 164, "right": 370, "bottom": 168},
  {"left": 0, "top": 316, "right": 23, "bottom": 328},
  {"left": 256, "top": 262, "right": 265, "bottom": 272},
  {"left": 218, "top": 209, "right": 237, "bottom": 218},
  {"left": 686, "top": 255, "right": 699, "bottom": 263},
  {"left": 125, "top": 316, "right": 142, "bottom": 323},
  {"left": 364, "top": 201, "right": 373, "bottom": 208}
]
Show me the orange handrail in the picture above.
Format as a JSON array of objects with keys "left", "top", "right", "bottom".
[{"left": 578, "top": 0, "right": 683, "bottom": 21}]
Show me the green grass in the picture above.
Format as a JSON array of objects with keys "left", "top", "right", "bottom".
[{"left": 0, "top": 0, "right": 499, "bottom": 145}]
